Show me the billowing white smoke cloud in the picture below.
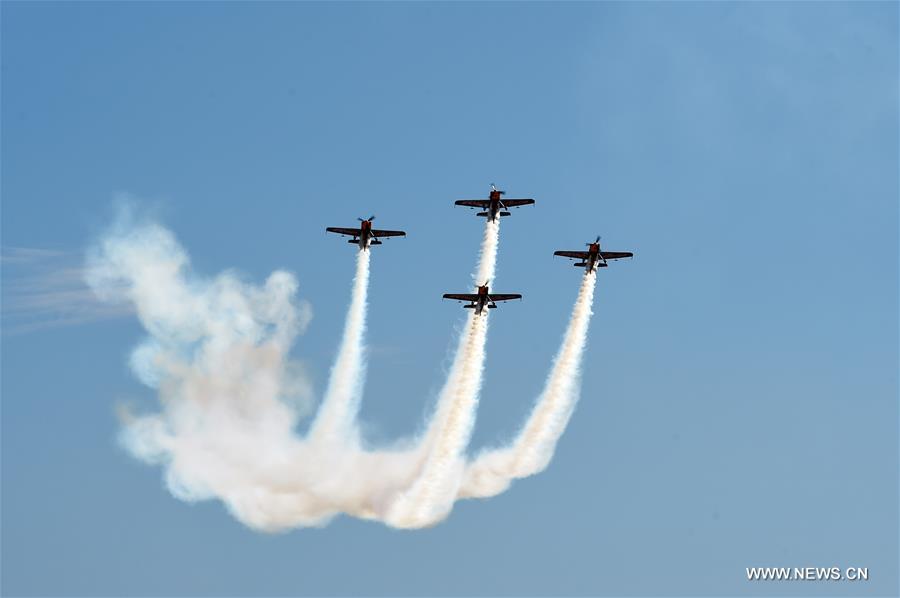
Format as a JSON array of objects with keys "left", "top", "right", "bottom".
[
  {"left": 459, "top": 270, "right": 598, "bottom": 499},
  {"left": 88, "top": 210, "right": 596, "bottom": 532},
  {"left": 85, "top": 214, "right": 335, "bottom": 531}
]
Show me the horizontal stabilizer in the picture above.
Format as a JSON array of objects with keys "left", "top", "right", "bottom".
[
  {"left": 476, "top": 211, "right": 489, "bottom": 217},
  {"left": 370, "top": 240, "right": 382, "bottom": 245},
  {"left": 347, "top": 239, "right": 358, "bottom": 244},
  {"left": 499, "top": 211, "right": 511, "bottom": 217},
  {"left": 463, "top": 304, "right": 476, "bottom": 309},
  {"left": 488, "top": 304, "right": 497, "bottom": 308},
  {"left": 574, "top": 262, "right": 586, "bottom": 267}
]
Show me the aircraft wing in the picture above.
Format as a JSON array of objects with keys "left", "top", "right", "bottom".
[
  {"left": 488, "top": 294, "right": 522, "bottom": 302},
  {"left": 455, "top": 200, "right": 491, "bottom": 208},
  {"left": 554, "top": 250, "right": 590, "bottom": 259},
  {"left": 443, "top": 293, "right": 479, "bottom": 301},
  {"left": 501, "top": 199, "right": 535, "bottom": 208},
  {"left": 600, "top": 251, "right": 633, "bottom": 260},
  {"left": 326, "top": 227, "right": 359, "bottom": 236},
  {"left": 371, "top": 229, "right": 406, "bottom": 238}
]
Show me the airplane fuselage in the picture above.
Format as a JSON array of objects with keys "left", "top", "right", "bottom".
[
  {"left": 486, "top": 190, "right": 503, "bottom": 222},
  {"left": 584, "top": 242, "right": 602, "bottom": 273},
  {"left": 481, "top": 190, "right": 516, "bottom": 222},
  {"left": 357, "top": 220, "right": 373, "bottom": 250},
  {"left": 351, "top": 220, "right": 381, "bottom": 250},
  {"left": 466, "top": 285, "right": 492, "bottom": 315}
]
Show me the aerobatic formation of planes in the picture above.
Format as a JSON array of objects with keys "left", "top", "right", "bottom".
[{"left": 326, "top": 185, "right": 633, "bottom": 314}]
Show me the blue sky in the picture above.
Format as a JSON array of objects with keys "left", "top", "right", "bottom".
[{"left": 2, "top": 2, "right": 897, "bottom": 596}]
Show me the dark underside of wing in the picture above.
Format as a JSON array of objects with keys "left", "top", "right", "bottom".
[
  {"left": 371, "top": 229, "right": 406, "bottom": 237},
  {"left": 501, "top": 199, "right": 534, "bottom": 207},
  {"left": 326, "top": 227, "right": 359, "bottom": 236},
  {"left": 554, "top": 250, "right": 590, "bottom": 259},
  {"left": 443, "top": 293, "right": 479, "bottom": 301},
  {"left": 455, "top": 200, "right": 491, "bottom": 208},
  {"left": 600, "top": 251, "right": 633, "bottom": 260},
  {"left": 489, "top": 294, "right": 522, "bottom": 302}
]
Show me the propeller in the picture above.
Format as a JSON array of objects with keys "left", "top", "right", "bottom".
[
  {"left": 490, "top": 183, "right": 506, "bottom": 195},
  {"left": 586, "top": 235, "right": 601, "bottom": 246},
  {"left": 358, "top": 215, "right": 376, "bottom": 222}
]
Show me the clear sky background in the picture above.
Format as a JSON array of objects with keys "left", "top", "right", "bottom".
[{"left": 2, "top": 2, "right": 897, "bottom": 596}]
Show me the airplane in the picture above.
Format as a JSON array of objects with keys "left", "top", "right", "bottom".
[
  {"left": 326, "top": 216, "right": 406, "bottom": 251},
  {"left": 454, "top": 184, "right": 535, "bottom": 222},
  {"left": 554, "top": 236, "right": 633, "bottom": 273},
  {"left": 443, "top": 282, "right": 522, "bottom": 316}
]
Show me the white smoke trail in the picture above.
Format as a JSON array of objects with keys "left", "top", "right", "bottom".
[
  {"left": 385, "top": 313, "right": 488, "bottom": 527},
  {"left": 418, "top": 218, "right": 499, "bottom": 451},
  {"left": 307, "top": 249, "right": 370, "bottom": 449},
  {"left": 473, "top": 218, "right": 499, "bottom": 287},
  {"left": 458, "top": 269, "right": 598, "bottom": 499},
  {"left": 385, "top": 219, "right": 499, "bottom": 527}
]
